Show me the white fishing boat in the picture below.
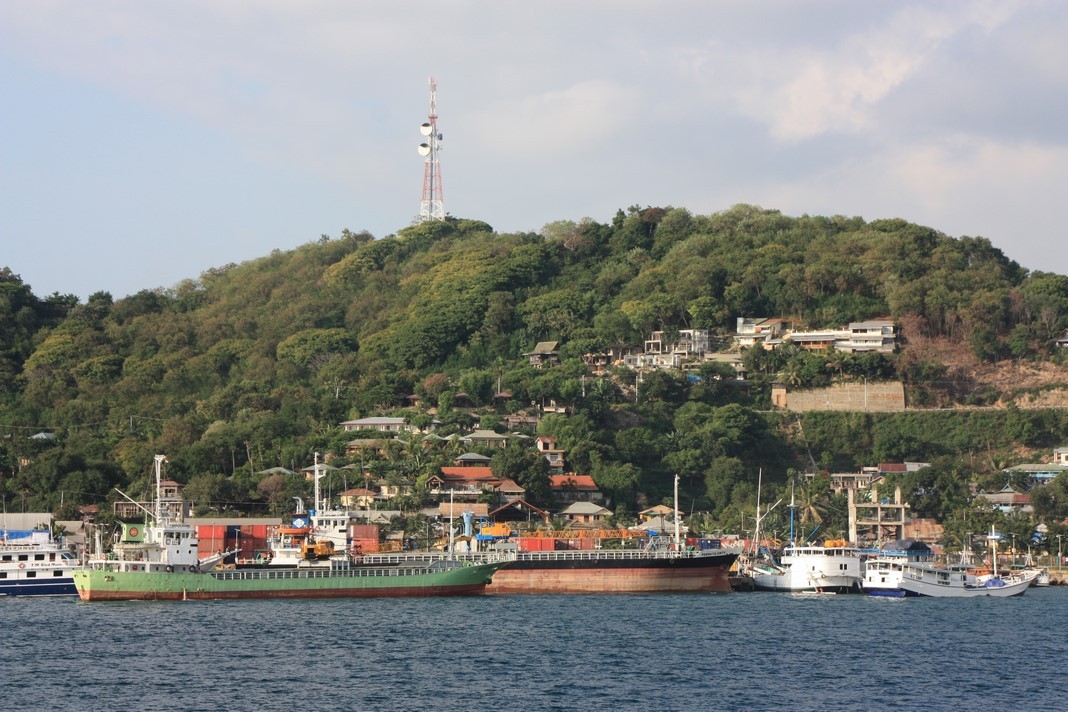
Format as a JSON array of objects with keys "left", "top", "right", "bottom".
[
  {"left": 897, "top": 562, "right": 1032, "bottom": 597},
  {"left": 746, "top": 474, "right": 862, "bottom": 593},
  {"left": 751, "top": 540, "right": 864, "bottom": 593},
  {"left": 0, "top": 527, "right": 82, "bottom": 596},
  {"left": 897, "top": 527, "right": 1032, "bottom": 598},
  {"left": 863, "top": 540, "right": 935, "bottom": 597}
]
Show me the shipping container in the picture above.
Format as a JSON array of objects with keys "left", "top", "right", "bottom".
[
  {"left": 518, "top": 537, "right": 554, "bottom": 552},
  {"left": 196, "top": 525, "right": 227, "bottom": 555},
  {"left": 351, "top": 524, "right": 379, "bottom": 539}
]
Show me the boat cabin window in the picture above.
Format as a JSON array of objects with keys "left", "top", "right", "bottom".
[
  {"left": 1, "top": 555, "right": 10, "bottom": 561},
  {"left": 0, "top": 572, "right": 6, "bottom": 579},
  {"left": 53, "top": 570, "right": 64, "bottom": 577},
  {"left": 17, "top": 554, "right": 27, "bottom": 561},
  {"left": 25, "top": 571, "right": 36, "bottom": 578},
  {"left": 35, "top": 554, "right": 45, "bottom": 561}
]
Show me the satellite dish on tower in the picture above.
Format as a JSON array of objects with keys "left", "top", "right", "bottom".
[
  {"left": 417, "top": 143, "right": 431, "bottom": 156},
  {"left": 420, "top": 123, "right": 433, "bottom": 136}
]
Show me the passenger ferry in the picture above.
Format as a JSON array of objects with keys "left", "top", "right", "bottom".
[{"left": 0, "top": 528, "right": 81, "bottom": 596}]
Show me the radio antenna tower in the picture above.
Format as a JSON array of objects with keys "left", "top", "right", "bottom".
[{"left": 417, "top": 77, "right": 445, "bottom": 222}]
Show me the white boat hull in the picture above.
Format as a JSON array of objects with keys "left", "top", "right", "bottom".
[
  {"left": 751, "top": 544, "right": 863, "bottom": 593},
  {"left": 899, "top": 565, "right": 1031, "bottom": 598},
  {"left": 753, "top": 571, "right": 861, "bottom": 593}
]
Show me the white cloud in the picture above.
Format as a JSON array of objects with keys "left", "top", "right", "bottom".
[{"left": 709, "top": 2, "right": 1025, "bottom": 142}]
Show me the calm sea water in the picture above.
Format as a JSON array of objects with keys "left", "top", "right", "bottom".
[{"left": 3, "top": 588, "right": 1066, "bottom": 712}]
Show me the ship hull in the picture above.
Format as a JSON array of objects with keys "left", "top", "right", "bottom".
[
  {"left": 486, "top": 551, "right": 736, "bottom": 595},
  {"left": 73, "top": 562, "right": 500, "bottom": 601},
  {"left": 0, "top": 579, "right": 77, "bottom": 597}
]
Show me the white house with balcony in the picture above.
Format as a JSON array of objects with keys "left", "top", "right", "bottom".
[
  {"left": 735, "top": 317, "right": 785, "bottom": 348},
  {"left": 846, "top": 320, "right": 896, "bottom": 353},
  {"left": 340, "top": 417, "right": 416, "bottom": 434}
]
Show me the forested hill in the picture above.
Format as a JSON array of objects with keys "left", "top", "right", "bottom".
[{"left": 3, "top": 204, "right": 1068, "bottom": 529}]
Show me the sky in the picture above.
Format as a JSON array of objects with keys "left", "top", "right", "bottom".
[{"left": 2, "top": 1, "right": 1067, "bottom": 301}]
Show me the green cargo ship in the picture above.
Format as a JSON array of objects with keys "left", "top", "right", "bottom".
[
  {"left": 74, "top": 559, "right": 503, "bottom": 601},
  {"left": 76, "top": 455, "right": 502, "bottom": 601}
]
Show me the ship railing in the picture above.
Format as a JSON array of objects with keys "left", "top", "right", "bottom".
[
  {"left": 357, "top": 551, "right": 515, "bottom": 565},
  {"left": 517, "top": 548, "right": 684, "bottom": 562},
  {"left": 209, "top": 564, "right": 469, "bottom": 582}
]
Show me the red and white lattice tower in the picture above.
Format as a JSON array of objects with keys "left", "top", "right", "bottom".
[{"left": 417, "top": 77, "right": 445, "bottom": 222}]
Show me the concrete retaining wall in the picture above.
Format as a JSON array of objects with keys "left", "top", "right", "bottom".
[{"left": 774, "top": 381, "right": 906, "bottom": 413}]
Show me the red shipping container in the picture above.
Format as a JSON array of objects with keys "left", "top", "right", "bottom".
[
  {"left": 518, "top": 537, "right": 548, "bottom": 552},
  {"left": 196, "top": 525, "right": 227, "bottom": 555},
  {"left": 351, "top": 524, "right": 379, "bottom": 538}
]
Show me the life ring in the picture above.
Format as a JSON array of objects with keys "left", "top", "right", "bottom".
[
  {"left": 165, "top": 565, "right": 174, "bottom": 573},
  {"left": 129, "top": 527, "right": 139, "bottom": 538},
  {"left": 18, "top": 563, "right": 25, "bottom": 569}
]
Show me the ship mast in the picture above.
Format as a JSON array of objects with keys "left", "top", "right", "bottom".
[
  {"left": 153, "top": 454, "right": 167, "bottom": 523},
  {"left": 673, "top": 474, "right": 681, "bottom": 552},
  {"left": 313, "top": 452, "right": 322, "bottom": 515}
]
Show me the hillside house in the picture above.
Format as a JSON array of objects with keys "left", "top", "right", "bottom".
[
  {"left": 623, "top": 352, "right": 681, "bottom": 370},
  {"left": 644, "top": 329, "right": 712, "bottom": 359},
  {"left": 344, "top": 438, "right": 395, "bottom": 458},
  {"left": 453, "top": 452, "right": 493, "bottom": 467},
  {"left": 492, "top": 479, "right": 526, "bottom": 504},
  {"left": 558, "top": 501, "right": 612, "bottom": 527},
  {"left": 340, "top": 417, "right": 415, "bottom": 434},
  {"left": 371, "top": 477, "right": 412, "bottom": 501},
  {"left": 1003, "top": 461, "right": 1068, "bottom": 486},
  {"left": 735, "top": 317, "right": 785, "bottom": 348},
  {"left": 786, "top": 330, "right": 847, "bottom": 351},
  {"left": 638, "top": 504, "right": 679, "bottom": 520},
  {"left": 974, "top": 485, "right": 1032, "bottom": 514},
  {"left": 549, "top": 474, "right": 603, "bottom": 504},
  {"left": 582, "top": 345, "right": 642, "bottom": 375},
  {"left": 525, "top": 341, "right": 560, "bottom": 369},
  {"left": 339, "top": 488, "right": 377, "bottom": 508},
  {"left": 535, "top": 436, "right": 565, "bottom": 474},
  {"left": 846, "top": 320, "right": 896, "bottom": 353},
  {"left": 460, "top": 429, "right": 511, "bottom": 449},
  {"left": 427, "top": 467, "right": 500, "bottom": 499}
]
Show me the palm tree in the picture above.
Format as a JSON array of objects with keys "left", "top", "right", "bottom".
[{"left": 792, "top": 476, "right": 828, "bottom": 537}]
